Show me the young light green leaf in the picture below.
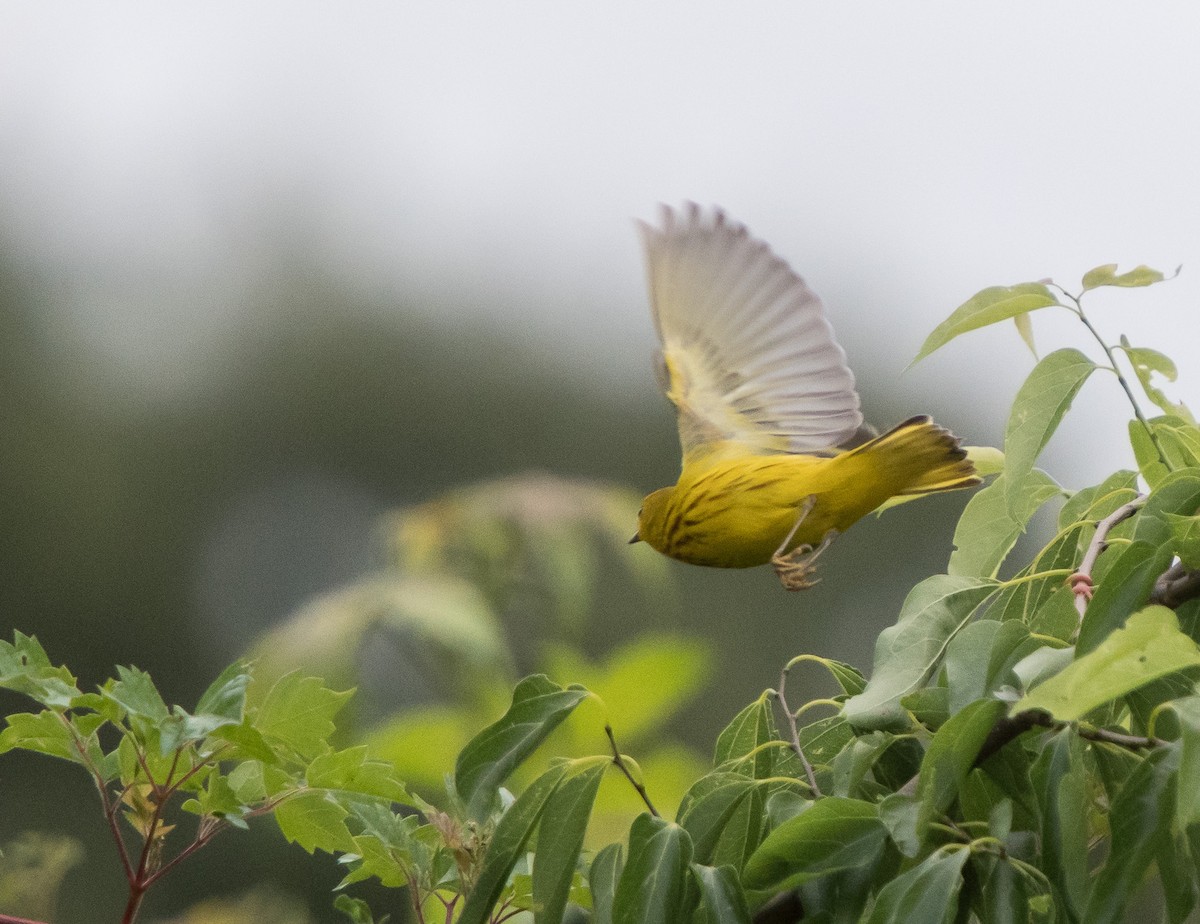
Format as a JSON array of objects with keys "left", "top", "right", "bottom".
[
  {"left": 0, "top": 710, "right": 79, "bottom": 762},
  {"left": 1003, "top": 349, "right": 1097, "bottom": 515},
  {"left": 253, "top": 673, "right": 353, "bottom": 759},
  {"left": 1119, "top": 339, "right": 1194, "bottom": 423},
  {"left": 1130, "top": 420, "right": 1172, "bottom": 488},
  {"left": 1083, "top": 748, "right": 1179, "bottom": 924},
  {"left": 843, "top": 576, "right": 998, "bottom": 731},
  {"left": 742, "top": 798, "right": 884, "bottom": 891},
  {"left": 915, "top": 699, "right": 1007, "bottom": 840},
  {"left": 948, "top": 470, "right": 1061, "bottom": 578},
  {"left": 863, "top": 846, "right": 969, "bottom": 924},
  {"left": 914, "top": 283, "right": 1059, "bottom": 363},
  {"left": 690, "top": 863, "right": 751, "bottom": 924},
  {"left": 306, "top": 746, "right": 410, "bottom": 804},
  {"left": 457, "top": 762, "right": 570, "bottom": 924},
  {"left": 613, "top": 814, "right": 695, "bottom": 924},
  {"left": 532, "top": 758, "right": 608, "bottom": 924},
  {"left": 1016, "top": 606, "right": 1200, "bottom": 720},
  {"left": 274, "top": 790, "right": 356, "bottom": 855},
  {"left": 455, "top": 675, "right": 589, "bottom": 821},
  {"left": 0, "top": 633, "right": 80, "bottom": 708},
  {"left": 589, "top": 843, "right": 624, "bottom": 924},
  {"left": 1013, "top": 312, "right": 1037, "bottom": 358},
  {"left": 1081, "top": 263, "right": 1166, "bottom": 290}
]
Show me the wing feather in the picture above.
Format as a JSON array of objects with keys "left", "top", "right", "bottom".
[{"left": 640, "top": 203, "right": 863, "bottom": 464}]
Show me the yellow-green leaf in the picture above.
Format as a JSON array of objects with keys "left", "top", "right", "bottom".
[
  {"left": 1081, "top": 263, "right": 1166, "bottom": 290},
  {"left": 914, "top": 283, "right": 1060, "bottom": 364}
]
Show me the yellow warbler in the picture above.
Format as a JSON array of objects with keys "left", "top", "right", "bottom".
[{"left": 630, "top": 204, "right": 980, "bottom": 589}]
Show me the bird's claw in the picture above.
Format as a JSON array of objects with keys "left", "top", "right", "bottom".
[{"left": 771, "top": 530, "right": 839, "bottom": 592}]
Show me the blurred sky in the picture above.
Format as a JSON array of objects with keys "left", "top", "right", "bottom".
[{"left": 3, "top": 1, "right": 1199, "bottom": 482}]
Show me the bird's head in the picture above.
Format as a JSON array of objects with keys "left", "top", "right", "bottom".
[{"left": 630, "top": 486, "right": 676, "bottom": 554}]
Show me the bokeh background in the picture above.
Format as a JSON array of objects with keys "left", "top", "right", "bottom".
[{"left": 3, "top": 3, "right": 1199, "bottom": 921}]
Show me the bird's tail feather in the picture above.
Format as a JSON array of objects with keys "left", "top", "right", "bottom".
[{"left": 851, "top": 415, "right": 981, "bottom": 496}]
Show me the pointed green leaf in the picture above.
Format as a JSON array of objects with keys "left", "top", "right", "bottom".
[
  {"left": 691, "top": 864, "right": 751, "bottom": 924},
  {"left": 306, "top": 746, "right": 410, "bottom": 803},
  {"left": 0, "top": 710, "right": 78, "bottom": 762},
  {"left": 713, "top": 692, "right": 778, "bottom": 779},
  {"left": 457, "top": 762, "right": 570, "bottom": 924},
  {"left": 843, "top": 575, "right": 998, "bottom": 731},
  {"left": 949, "top": 470, "right": 1061, "bottom": 578},
  {"left": 195, "top": 661, "right": 252, "bottom": 722},
  {"left": 1081, "top": 263, "right": 1166, "bottom": 290},
  {"left": 914, "top": 283, "right": 1059, "bottom": 363},
  {"left": 1030, "top": 732, "right": 1090, "bottom": 916},
  {"left": 532, "top": 758, "right": 608, "bottom": 924},
  {"left": 1173, "top": 696, "right": 1200, "bottom": 830},
  {"left": 1004, "top": 349, "right": 1097, "bottom": 515},
  {"left": 1013, "top": 312, "right": 1037, "bottom": 358},
  {"left": 1017, "top": 606, "right": 1200, "bottom": 720},
  {"left": 253, "top": 673, "right": 352, "bottom": 758},
  {"left": 863, "top": 846, "right": 969, "bottom": 924},
  {"left": 676, "top": 773, "right": 758, "bottom": 864},
  {"left": 1083, "top": 748, "right": 1179, "bottom": 924},
  {"left": 1166, "top": 511, "right": 1200, "bottom": 570},
  {"left": 589, "top": 843, "right": 624, "bottom": 924},
  {"left": 613, "top": 814, "right": 695, "bottom": 924},
  {"left": 1119, "top": 340, "right": 1194, "bottom": 423},
  {"left": 742, "top": 798, "right": 884, "bottom": 891},
  {"left": 274, "top": 790, "right": 355, "bottom": 854},
  {"left": 455, "top": 675, "right": 589, "bottom": 821},
  {"left": 0, "top": 633, "right": 80, "bottom": 708},
  {"left": 1077, "top": 540, "right": 1172, "bottom": 655}
]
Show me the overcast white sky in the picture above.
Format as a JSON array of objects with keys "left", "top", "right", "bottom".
[{"left": 2, "top": 2, "right": 1198, "bottom": 484}]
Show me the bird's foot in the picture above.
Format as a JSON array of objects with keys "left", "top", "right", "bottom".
[{"left": 772, "top": 529, "right": 839, "bottom": 591}]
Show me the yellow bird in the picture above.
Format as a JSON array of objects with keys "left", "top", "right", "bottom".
[{"left": 630, "top": 204, "right": 980, "bottom": 590}]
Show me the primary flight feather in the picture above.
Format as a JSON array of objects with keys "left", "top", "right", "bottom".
[{"left": 632, "top": 204, "right": 980, "bottom": 589}]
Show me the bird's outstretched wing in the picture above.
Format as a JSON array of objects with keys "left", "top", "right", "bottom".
[{"left": 640, "top": 203, "right": 864, "bottom": 467}]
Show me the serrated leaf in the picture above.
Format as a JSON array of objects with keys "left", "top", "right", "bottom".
[
  {"left": 274, "top": 790, "right": 355, "bottom": 854},
  {"left": 306, "top": 746, "right": 410, "bottom": 804},
  {"left": 1081, "top": 263, "right": 1166, "bottom": 290},
  {"left": 843, "top": 576, "right": 998, "bottom": 731},
  {"left": 1004, "top": 349, "right": 1097, "bottom": 515},
  {"left": 613, "top": 814, "right": 695, "bottom": 924},
  {"left": 104, "top": 665, "right": 170, "bottom": 722},
  {"left": 532, "top": 758, "right": 608, "bottom": 924},
  {"left": 0, "top": 633, "right": 80, "bottom": 708},
  {"left": 0, "top": 710, "right": 78, "bottom": 762},
  {"left": 914, "top": 283, "right": 1059, "bottom": 364},
  {"left": 864, "top": 846, "right": 968, "bottom": 924},
  {"left": 949, "top": 470, "right": 1061, "bottom": 578},
  {"left": 456, "top": 763, "right": 570, "bottom": 924},
  {"left": 195, "top": 661, "right": 252, "bottom": 722},
  {"left": 455, "top": 675, "right": 588, "bottom": 821},
  {"left": 691, "top": 863, "right": 751, "bottom": 924},
  {"left": 589, "top": 843, "right": 624, "bottom": 924},
  {"left": 742, "top": 798, "right": 884, "bottom": 891},
  {"left": 1016, "top": 606, "right": 1200, "bottom": 720},
  {"left": 253, "top": 673, "right": 352, "bottom": 759}
]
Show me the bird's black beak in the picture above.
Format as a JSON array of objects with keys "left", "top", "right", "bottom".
[{"left": 628, "top": 532, "right": 642, "bottom": 544}]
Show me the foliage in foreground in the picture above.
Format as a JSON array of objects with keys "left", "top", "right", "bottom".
[{"left": 5, "top": 263, "right": 1200, "bottom": 923}]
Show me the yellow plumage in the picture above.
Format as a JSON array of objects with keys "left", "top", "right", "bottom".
[{"left": 632, "top": 204, "right": 979, "bottom": 588}]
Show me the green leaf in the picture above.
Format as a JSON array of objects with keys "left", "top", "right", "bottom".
[
  {"left": 676, "top": 773, "right": 758, "bottom": 865},
  {"left": 1173, "top": 695, "right": 1200, "bottom": 830},
  {"left": 1120, "top": 340, "right": 1194, "bottom": 423},
  {"left": 532, "top": 758, "right": 608, "bottom": 924},
  {"left": 949, "top": 471, "right": 1061, "bottom": 578},
  {"left": 1083, "top": 748, "right": 1179, "bottom": 924},
  {"left": 1016, "top": 606, "right": 1200, "bottom": 720},
  {"left": 195, "top": 661, "right": 252, "bottom": 722},
  {"left": 714, "top": 692, "right": 779, "bottom": 779},
  {"left": 1130, "top": 419, "right": 1172, "bottom": 488},
  {"left": 1030, "top": 731, "right": 1090, "bottom": 916},
  {"left": 914, "top": 283, "right": 1059, "bottom": 363},
  {"left": 843, "top": 575, "right": 998, "bottom": 731},
  {"left": 863, "top": 846, "right": 969, "bottom": 924},
  {"left": 690, "top": 864, "right": 751, "bottom": 924},
  {"left": 306, "top": 746, "right": 410, "bottom": 804},
  {"left": 613, "top": 814, "right": 695, "bottom": 924},
  {"left": 1013, "top": 312, "right": 1037, "bottom": 358},
  {"left": 455, "top": 675, "right": 588, "bottom": 821},
  {"left": 0, "top": 633, "right": 80, "bottom": 708},
  {"left": 1167, "top": 513, "right": 1200, "bottom": 570},
  {"left": 1081, "top": 263, "right": 1166, "bottom": 290},
  {"left": 253, "top": 673, "right": 353, "bottom": 759},
  {"left": 1003, "top": 349, "right": 1097, "bottom": 515},
  {"left": 457, "top": 762, "right": 570, "bottom": 924},
  {"left": 333, "top": 895, "right": 387, "bottom": 924},
  {"left": 742, "top": 798, "right": 885, "bottom": 891},
  {"left": 0, "top": 710, "right": 79, "bottom": 762},
  {"left": 915, "top": 698, "right": 1007, "bottom": 842},
  {"left": 274, "top": 790, "right": 355, "bottom": 854},
  {"left": 104, "top": 665, "right": 169, "bottom": 722},
  {"left": 1076, "top": 540, "right": 1172, "bottom": 655},
  {"left": 589, "top": 843, "right": 624, "bottom": 924}
]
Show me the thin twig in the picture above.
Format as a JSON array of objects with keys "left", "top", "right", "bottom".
[
  {"left": 605, "top": 725, "right": 659, "bottom": 818},
  {"left": 0, "top": 915, "right": 51, "bottom": 924},
  {"left": 1067, "top": 496, "right": 1146, "bottom": 623},
  {"left": 775, "top": 666, "right": 822, "bottom": 798}
]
